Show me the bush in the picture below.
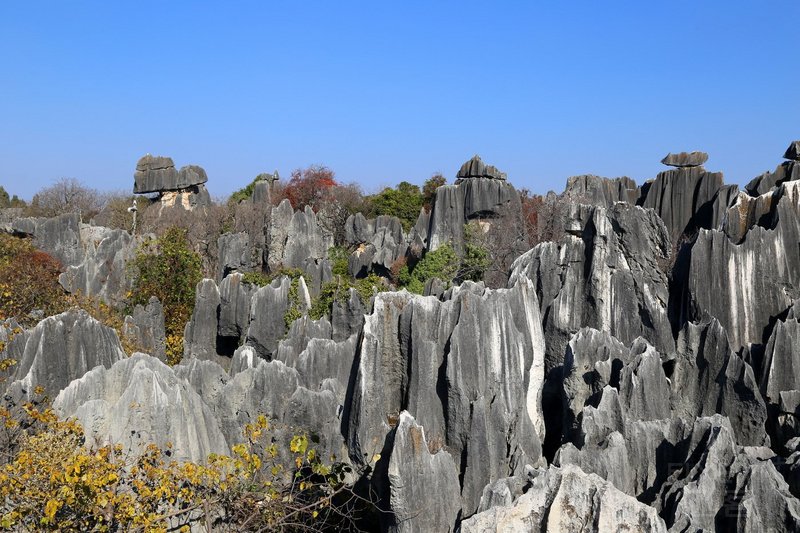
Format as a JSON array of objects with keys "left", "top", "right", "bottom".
[
  {"left": 309, "top": 273, "right": 384, "bottom": 320},
  {"left": 129, "top": 228, "right": 202, "bottom": 365},
  {"left": 0, "top": 234, "right": 68, "bottom": 326},
  {"left": 401, "top": 244, "right": 459, "bottom": 294},
  {"left": 0, "top": 401, "right": 362, "bottom": 532},
  {"left": 459, "top": 223, "right": 491, "bottom": 282}
]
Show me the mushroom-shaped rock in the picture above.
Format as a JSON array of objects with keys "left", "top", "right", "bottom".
[
  {"left": 133, "top": 154, "right": 208, "bottom": 193},
  {"left": 455, "top": 155, "right": 507, "bottom": 182},
  {"left": 661, "top": 151, "right": 709, "bottom": 168},
  {"left": 785, "top": 141, "right": 800, "bottom": 161}
]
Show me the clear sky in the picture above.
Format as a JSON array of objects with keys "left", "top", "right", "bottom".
[{"left": 1, "top": 1, "right": 798, "bottom": 201}]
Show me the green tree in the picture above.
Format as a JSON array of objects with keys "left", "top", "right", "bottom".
[
  {"left": 129, "top": 227, "right": 202, "bottom": 364},
  {"left": 400, "top": 244, "right": 459, "bottom": 294},
  {"left": 422, "top": 173, "right": 446, "bottom": 212},
  {"left": 370, "top": 181, "right": 423, "bottom": 231}
]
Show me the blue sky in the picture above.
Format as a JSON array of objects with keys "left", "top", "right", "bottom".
[{"left": 1, "top": 2, "right": 798, "bottom": 200}]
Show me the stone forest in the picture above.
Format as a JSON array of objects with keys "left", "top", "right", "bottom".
[{"left": 1, "top": 142, "right": 799, "bottom": 532}]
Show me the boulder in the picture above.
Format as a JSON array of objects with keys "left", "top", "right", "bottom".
[{"left": 661, "top": 151, "right": 709, "bottom": 167}]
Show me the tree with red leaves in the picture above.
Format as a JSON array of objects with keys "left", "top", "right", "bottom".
[{"left": 284, "top": 165, "right": 338, "bottom": 212}]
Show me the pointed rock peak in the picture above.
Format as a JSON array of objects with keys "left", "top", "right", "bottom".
[
  {"left": 456, "top": 155, "right": 507, "bottom": 182},
  {"left": 783, "top": 140, "right": 800, "bottom": 161},
  {"left": 661, "top": 151, "right": 708, "bottom": 168}
]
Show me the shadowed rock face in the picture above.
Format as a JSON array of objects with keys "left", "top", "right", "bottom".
[
  {"left": 784, "top": 140, "right": 800, "bottom": 161},
  {"left": 133, "top": 155, "right": 208, "bottom": 194},
  {"left": 640, "top": 165, "right": 725, "bottom": 241},
  {"left": 509, "top": 202, "right": 673, "bottom": 374}
]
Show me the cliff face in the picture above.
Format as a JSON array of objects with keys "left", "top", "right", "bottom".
[{"left": 3, "top": 143, "right": 800, "bottom": 531}]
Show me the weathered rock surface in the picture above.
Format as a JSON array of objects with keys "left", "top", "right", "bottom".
[
  {"left": 456, "top": 155, "right": 507, "bottom": 182},
  {"left": 510, "top": 202, "right": 673, "bottom": 374},
  {"left": 661, "top": 151, "right": 709, "bottom": 167},
  {"left": 54, "top": 353, "right": 228, "bottom": 462},
  {"left": 682, "top": 180, "right": 800, "bottom": 354},
  {"left": 428, "top": 180, "right": 520, "bottom": 253},
  {"left": 123, "top": 296, "right": 166, "bottom": 361},
  {"left": 745, "top": 160, "right": 800, "bottom": 196},
  {"left": 11, "top": 213, "right": 84, "bottom": 267},
  {"left": 384, "top": 412, "right": 461, "bottom": 533},
  {"left": 59, "top": 226, "right": 139, "bottom": 306},
  {"left": 640, "top": 165, "right": 725, "bottom": 240},
  {"left": 267, "top": 200, "right": 331, "bottom": 270},
  {"left": 183, "top": 278, "right": 221, "bottom": 362},
  {"left": 345, "top": 214, "right": 408, "bottom": 277},
  {"left": 350, "top": 280, "right": 545, "bottom": 517},
  {"left": 217, "top": 232, "right": 252, "bottom": 279},
  {"left": 133, "top": 155, "right": 208, "bottom": 194},
  {"left": 563, "top": 174, "right": 638, "bottom": 207},
  {"left": 461, "top": 464, "right": 668, "bottom": 533},
  {"left": 5, "top": 309, "right": 125, "bottom": 398}
]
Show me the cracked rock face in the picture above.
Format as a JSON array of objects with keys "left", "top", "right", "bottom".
[{"left": 133, "top": 155, "right": 209, "bottom": 193}]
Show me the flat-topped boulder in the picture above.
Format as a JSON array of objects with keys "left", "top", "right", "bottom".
[
  {"left": 785, "top": 140, "right": 800, "bottom": 161},
  {"left": 455, "top": 155, "right": 507, "bottom": 182},
  {"left": 133, "top": 154, "right": 208, "bottom": 194},
  {"left": 661, "top": 151, "right": 708, "bottom": 167}
]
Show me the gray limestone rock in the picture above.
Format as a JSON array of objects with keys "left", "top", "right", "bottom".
[
  {"left": 245, "top": 276, "right": 292, "bottom": 358},
  {"left": 385, "top": 412, "right": 461, "bottom": 533},
  {"left": 455, "top": 155, "right": 507, "bottom": 182},
  {"left": 133, "top": 155, "right": 208, "bottom": 194},
  {"left": 59, "top": 226, "right": 138, "bottom": 306},
  {"left": 745, "top": 160, "right": 800, "bottom": 196},
  {"left": 331, "top": 287, "right": 366, "bottom": 342},
  {"left": 267, "top": 201, "right": 331, "bottom": 270},
  {"left": 461, "top": 464, "right": 668, "bottom": 533},
  {"left": 122, "top": 296, "right": 166, "bottom": 361},
  {"left": 183, "top": 278, "right": 221, "bottom": 362},
  {"left": 563, "top": 174, "right": 639, "bottom": 207},
  {"left": 509, "top": 202, "right": 674, "bottom": 375},
  {"left": 217, "top": 232, "right": 252, "bottom": 279},
  {"left": 6, "top": 309, "right": 125, "bottom": 399},
  {"left": 785, "top": 140, "right": 800, "bottom": 161},
  {"left": 12, "top": 213, "right": 84, "bottom": 267},
  {"left": 760, "top": 302, "right": 800, "bottom": 405},
  {"left": 661, "top": 151, "right": 709, "bottom": 167},
  {"left": 53, "top": 353, "right": 228, "bottom": 463},
  {"left": 217, "top": 273, "right": 256, "bottom": 342},
  {"left": 639, "top": 165, "right": 725, "bottom": 240},
  {"left": 670, "top": 319, "right": 767, "bottom": 446},
  {"left": 683, "top": 182, "right": 800, "bottom": 355}
]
